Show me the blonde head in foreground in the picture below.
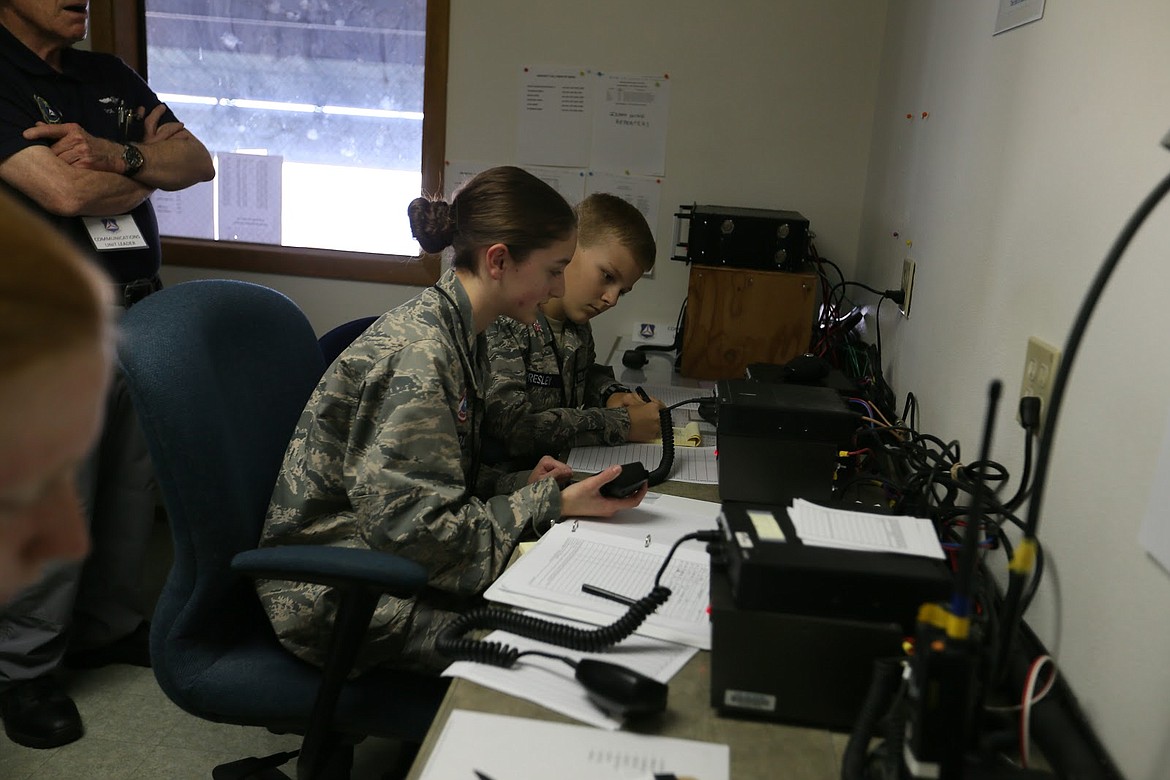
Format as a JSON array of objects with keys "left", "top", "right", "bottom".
[{"left": 0, "top": 189, "right": 113, "bottom": 605}]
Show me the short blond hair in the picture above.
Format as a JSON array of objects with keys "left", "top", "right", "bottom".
[
  {"left": 0, "top": 189, "right": 112, "bottom": 372},
  {"left": 575, "top": 193, "right": 656, "bottom": 273}
]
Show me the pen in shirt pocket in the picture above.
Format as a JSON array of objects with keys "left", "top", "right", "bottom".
[{"left": 117, "top": 105, "right": 144, "bottom": 141}]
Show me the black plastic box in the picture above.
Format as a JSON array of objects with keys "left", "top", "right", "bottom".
[{"left": 674, "top": 204, "right": 810, "bottom": 271}]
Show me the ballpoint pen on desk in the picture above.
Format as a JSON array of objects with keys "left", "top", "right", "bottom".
[{"left": 473, "top": 771, "right": 496, "bottom": 780}]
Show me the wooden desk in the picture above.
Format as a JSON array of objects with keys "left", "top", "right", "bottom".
[{"left": 405, "top": 479, "right": 850, "bottom": 779}]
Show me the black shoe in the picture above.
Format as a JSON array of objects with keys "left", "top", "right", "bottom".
[
  {"left": 64, "top": 621, "right": 152, "bottom": 670},
  {"left": 0, "top": 677, "right": 84, "bottom": 749}
]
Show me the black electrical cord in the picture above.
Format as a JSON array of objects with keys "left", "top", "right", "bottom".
[
  {"left": 998, "top": 164, "right": 1170, "bottom": 682},
  {"left": 646, "top": 407, "right": 675, "bottom": 486},
  {"left": 953, "top": 380, "right": 1003, "bottom": 618},
  {"left": 435, "top": 530, "right": 718, "bottom": 668}
]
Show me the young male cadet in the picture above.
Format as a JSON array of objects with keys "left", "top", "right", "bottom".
[{"left": 483, "top": 192, "right": 665, "bottom": 469}]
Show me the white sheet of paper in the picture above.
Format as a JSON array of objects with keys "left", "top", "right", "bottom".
[
  {"left": 442, "top": 159, "right": 494, "bottom": 198},
  {"left": 442, "top": 619, "right": 696, "bottom": 730},
  {"left": 418, "top": 709, "right": 729, "bottom": 780},
  {"left": 568, "top": 444, "right": 718, "bottom": 485},
  {"left": 524, "top": 164, "right": 588, "bottom": 205},
  {"left": 570, "top": 491, "right": 720, "bottom": 546},
  {"left": 789, "top": 498, "right": 945, "bottom": 559},
  {"left": 484, "top": 519, "right": 714, "bottom": 649},
  {"left": 217, "top": 152, "right": 282, "bottom": 244},
  {"left": 591, "top": 71, "right": 670, "bottom": 177},
  {"left": 152, "top": 178, "right": 214, "bottom": 239},
  {"left": 584, "top": 170, "right": 663, "bottom": 243},
  {"left": 517, "top": 65, "right": 593, "bottom": 167}
]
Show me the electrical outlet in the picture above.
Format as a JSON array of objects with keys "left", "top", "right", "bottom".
[
  {"left": 631, "top": 322, "right": 677, "bottom": 347},
  {"left": 1019, "top": 336, "right": 1062, "bottom": 431},
  {"left": 899, "top": 258, "right": 916, "bottom": 316}
]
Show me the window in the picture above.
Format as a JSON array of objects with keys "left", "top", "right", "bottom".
[{"left": 89, "top": 0, "right": 447, "bottom": 284}]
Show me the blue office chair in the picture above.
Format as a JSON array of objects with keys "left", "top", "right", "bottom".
[
  {"left": 318, "top": 315, "right": 379, "bottom": 366},
  {"left": 117, "top": 280, "right": 447, "bottom": 780}
]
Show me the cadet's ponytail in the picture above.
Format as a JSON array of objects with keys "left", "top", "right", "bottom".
[{"left": 408, "top": 166, "right": 575, "bottom": 269}]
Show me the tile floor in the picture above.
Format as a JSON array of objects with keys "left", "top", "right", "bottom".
[
  {"left": 0, "top": 514, "right": 412, "bottom": 780},
  {"left": 0, "top": 663, "right": 411, "bottom": 780}
]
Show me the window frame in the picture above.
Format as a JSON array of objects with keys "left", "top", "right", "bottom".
[{"left": 88, "top": 0, "right": 447, "bottom": 285}]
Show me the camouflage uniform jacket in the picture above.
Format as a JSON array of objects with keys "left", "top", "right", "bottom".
[
  {"left": 257, "top": 269, "right": 562, "bottom": 674},
  {"left": 483, "top": 312, "right": 629, "bottom": 464}
]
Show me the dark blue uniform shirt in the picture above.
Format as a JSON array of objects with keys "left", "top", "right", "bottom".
[{"left": 0, "top": 23, "right": 176, "bottom": 282}]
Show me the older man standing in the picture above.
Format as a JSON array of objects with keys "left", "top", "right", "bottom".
[{"left": 0, "top": 0, "right": 214, "bottom": 749}]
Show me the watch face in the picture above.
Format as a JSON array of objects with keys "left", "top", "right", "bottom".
[{"left": 123, "top": 144, "right": 144, "bottom": 175}]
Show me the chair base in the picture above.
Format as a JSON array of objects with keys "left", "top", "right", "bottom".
[{"left": 211, "top": 745, "right": 353, "bottom": 780}]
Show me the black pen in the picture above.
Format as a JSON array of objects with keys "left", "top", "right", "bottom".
[
  {"left": 635, "top": 386, "right": 652, "bottom": 403},
  {"left": 473, "top": 771, "right": 496, "bottom": 780},
  {"left": 581, "top": 582, "right": 638, "bottom": 606}
]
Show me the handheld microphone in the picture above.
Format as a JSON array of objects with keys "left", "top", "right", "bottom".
[{"left": 600, "top": 404, "right": 675, "bottom": 498}]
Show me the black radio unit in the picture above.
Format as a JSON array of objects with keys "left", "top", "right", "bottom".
[{"left": 673, "top": 203, "right": 810, "bottom": 271}]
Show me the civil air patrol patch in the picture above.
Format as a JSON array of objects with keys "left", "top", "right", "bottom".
[
  {"left": 457, "top": 391, "right": 469, "bottom": 422},
  {"left": 33, "top": 95, "right": 62, "bottom": 124}
]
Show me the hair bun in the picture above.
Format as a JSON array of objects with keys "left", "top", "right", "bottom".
[{"left": 407, "top": 197, "right": 456, "bottom": 254}]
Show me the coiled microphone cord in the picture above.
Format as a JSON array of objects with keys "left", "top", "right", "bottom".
[{"left": 437, "top": 530, "right": 719, "bottom": 669}]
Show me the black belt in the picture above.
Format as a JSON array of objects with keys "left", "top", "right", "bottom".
[{"left": 116, "top": 274, "right": 162, "bottom": 308}]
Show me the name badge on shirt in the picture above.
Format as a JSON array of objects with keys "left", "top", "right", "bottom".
[
  {"left": 526, "top": 370, "right": 563, "bottom": 389},
  {"left": 82, "top": 215, "right": 149, "bottom": 251}
]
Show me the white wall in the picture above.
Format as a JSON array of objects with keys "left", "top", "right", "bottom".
[
  {"left": 160, "top": 1, "right": 1170, "bottom": 774},
  {"left": 856, "top": 3, "right": 1170, "bottom": 778},
  {"left": 166, "top": 0, "right": 888, "bottom": 353}
]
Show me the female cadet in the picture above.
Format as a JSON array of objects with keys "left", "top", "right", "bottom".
[
  {"left": 0, "top": 191, "right": 110, "bottom": 605},
  {"left": 257, "top": 167, "right": 646, "bottom": 674},
  {"left": 482, "top": 192, "right": 665, "bottom": 469}
]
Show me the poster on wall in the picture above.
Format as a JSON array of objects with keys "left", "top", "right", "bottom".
[
  {"left": 590, "top": 72, "right": 670, "bottom": 178},
  {"left": 442, "top": 160, "right": 493, "bottom": 199},
  {"left": 217, "top": 152, "right": 282, "bottom": 245},
  {"left": 994, "top": 0, "right": 1045, "bottom": 35},
  {"left": 153, "top": 178, "right": 214, "bottom": 239},
  {"left": 517, "top": 66, "right": 593, "bottom": 168}
]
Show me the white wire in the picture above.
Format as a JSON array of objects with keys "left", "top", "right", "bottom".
[{"left": 1020, "top": 654, "right": 1056, "bottom": 768}]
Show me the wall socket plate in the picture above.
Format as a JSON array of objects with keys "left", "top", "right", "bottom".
[
  {"left": 631, "top": 322, "right": 678, "bottom": 347},
  {"left": 1019, "top": 336, "right": 1062, "bottom": 431},
  {"left": 899, "top": 258, "right": 916, "bottom": 317}
]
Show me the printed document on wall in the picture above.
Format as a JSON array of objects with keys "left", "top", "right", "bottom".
[
  {"left": 591, "top": 72, "right": 670, "bottom": 177},
  {"left": 218, "top": 152, "right": 282, "bottom": 245},
  {"left": 152, "top": 178, "right": 214, "bottom": 239},
  {"left": 517, "top": 66, "right": 593, "bottom": 167},
  {"left": 442, "top": 160, "right": 494, "bottom": 198},
  {"left": 525, "top": 164, "right": 588, "bottom": 205},
  {"left": 585, "top": 170, "right": 662, "bottom": 242}
]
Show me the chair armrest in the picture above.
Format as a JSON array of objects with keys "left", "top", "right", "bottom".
[{"left": 232, "top": 546, "right": 428, "bottom": 599}]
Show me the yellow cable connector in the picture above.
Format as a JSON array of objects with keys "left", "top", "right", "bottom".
[
  {"left": 1009, "top": 538, "right": 1038, "bottom": 575},
  {"left": 917, "top": 601, "right": 971, "bottom": 641}
]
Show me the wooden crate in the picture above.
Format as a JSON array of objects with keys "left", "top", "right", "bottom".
[{"left": 681, "top": 265, "right": 817, "bottom": 380}]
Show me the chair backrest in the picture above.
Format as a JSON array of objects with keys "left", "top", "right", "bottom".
[
  {"left": 117, "top": 280, "right": 326, "bottom": 696},
  {"left": 318, "top": 315, "right": 379, "bottom": 366}
]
